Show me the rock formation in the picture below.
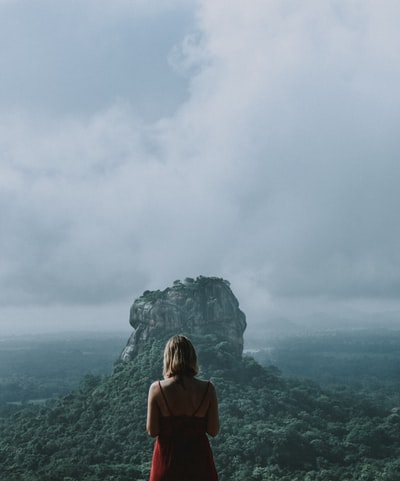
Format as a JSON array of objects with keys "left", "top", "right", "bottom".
[{"left": 120, "top": 276, "right": 246, "bottom": 361}]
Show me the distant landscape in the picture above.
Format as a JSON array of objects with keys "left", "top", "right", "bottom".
[
  {"left": 1, "top": 327, "right": 400, "bottom": 481},
  {"left": 249, "top": 327, "right": 400, "bottom": 410},
  {"left": 1, "top": 327, "right": 400, "bottom": 410},
  {"left": 0, "top": 332, "right": 127, "bottom": 412}
]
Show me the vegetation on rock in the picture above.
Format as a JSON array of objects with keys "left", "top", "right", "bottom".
[{"left": 1, "top": 335, "right": 400, "bottom": 481}]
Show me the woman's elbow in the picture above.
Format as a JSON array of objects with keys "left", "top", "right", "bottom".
[
  {"left": 207, "top": 421, "right": 220, "bottom": 437},
  {"left": 146, "top": 422, "right": 159, "bottom": 438}
]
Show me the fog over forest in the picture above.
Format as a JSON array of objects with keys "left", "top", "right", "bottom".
[{"left": 1, "top": 1, "right": 400, "bottom": 337}]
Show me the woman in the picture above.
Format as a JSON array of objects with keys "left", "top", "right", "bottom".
[{"left": 147, "top": 335, "right": 219, "bottom": 481}]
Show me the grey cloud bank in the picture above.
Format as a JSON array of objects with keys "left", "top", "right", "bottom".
[{"left": 1, "top": 0, "right": 400, "bottom": 337}]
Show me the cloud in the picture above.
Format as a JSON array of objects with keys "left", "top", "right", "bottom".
[
  {"left": 1, "top": 0, "right": 400, "bottom": 334},
  {"left": 0, "top": 0, "right": 193, "bottom": 119}
]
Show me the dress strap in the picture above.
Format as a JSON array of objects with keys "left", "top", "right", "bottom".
[
  {"left": 192, "top": 381, "right": 210, "bottom": 416},
  {"left": 158, "top": 380, "right": 173, "bottom": 416}
]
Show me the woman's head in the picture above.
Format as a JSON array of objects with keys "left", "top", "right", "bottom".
[{"left": 163, "top": 335, "right": 199, "bottom": 378}]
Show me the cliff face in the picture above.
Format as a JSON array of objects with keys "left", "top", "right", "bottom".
[{"left": 120, "top": 276, "right": 246, "bottom": 361}]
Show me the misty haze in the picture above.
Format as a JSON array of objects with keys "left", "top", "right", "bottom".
[{"left": 1, "top": 0, "right": 400, "bottom": 480}]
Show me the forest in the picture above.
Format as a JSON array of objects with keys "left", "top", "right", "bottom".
[
  {"left": 0, "top": 333, "right": 126, "bottom": 411},
  {"left": 0, "top": 329, "right": 400, "bottom": 481},
  {"left": 251, "top": 328, "right": 400, "bottom": 410}
]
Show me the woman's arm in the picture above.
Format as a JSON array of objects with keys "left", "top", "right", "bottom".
[
  {"left": 146, "top": 382, "right": 161, "bottom": 437},
  {"left": 206, "top": 382, "right": 220, "bottom": 437}
]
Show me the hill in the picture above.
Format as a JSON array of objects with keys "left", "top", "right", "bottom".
[
  {"left": 1, "top": 277, "right": 400, "bottom": 481},
  {"left": 1, "top": 335, "right": 400, "bottom": 481}
]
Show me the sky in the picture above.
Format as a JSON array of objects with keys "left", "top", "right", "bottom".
[{"left": 1, "top": 0, "right": 400, "bottom": 340}]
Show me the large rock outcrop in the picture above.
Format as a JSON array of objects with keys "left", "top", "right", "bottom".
[{"left": 120, "top": 276, "right": 246, "bottom": 361}]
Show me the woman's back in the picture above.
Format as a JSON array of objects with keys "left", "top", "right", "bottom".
[
  {"left": 158, "top": 376, "right": 211, "bottom": 417},
  {"left": 149, "top": 376, "right": 219, "bottom": 481},
  {"left": 147, "top": 375, "right": 219, "bottom": 437},
  {"left": 147, "top": 335, "right": 219, "bottom": 480}
]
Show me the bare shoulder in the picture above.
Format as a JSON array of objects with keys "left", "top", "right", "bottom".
[
  {"left": 148, "top": 381, "right": 160, "bottom": 396},
  {"left": 198, "top": 378, "right": 215, "bottom": 387},
  {"left": 207, "top": 380, "right": 217, "bottom": 396},
  {"left": 197, "top": 378, "right": 217, "bottom": 394},
  {"left": 194, "top": 377, "right": 210, "bottom": 387}
]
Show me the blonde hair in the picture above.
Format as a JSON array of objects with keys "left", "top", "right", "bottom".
[{"left": 163, "top": 335, "right": 199, "bottom": 378}]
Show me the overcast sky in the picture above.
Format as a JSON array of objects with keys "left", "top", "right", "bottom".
[{"left": 1, "top": 0, "right": 400, "bottom": 340}]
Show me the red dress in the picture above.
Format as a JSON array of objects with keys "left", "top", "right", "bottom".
[{"left": 149, "top": 381, "right": 218, "bottom": 481}]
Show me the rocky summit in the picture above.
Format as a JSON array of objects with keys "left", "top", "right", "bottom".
[{"left": 120, "top": 276, "right": 246, "bottom": 361}]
